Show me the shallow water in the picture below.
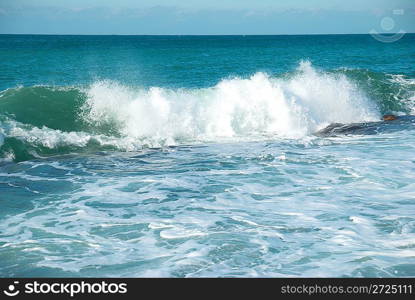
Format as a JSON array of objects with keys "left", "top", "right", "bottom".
[{"left": 1, "top": 34, "right": 415, "bottom": 277}]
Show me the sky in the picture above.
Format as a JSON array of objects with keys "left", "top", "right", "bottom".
[{"left": 0, "top": 0, "right": 414, "bottom": 35}]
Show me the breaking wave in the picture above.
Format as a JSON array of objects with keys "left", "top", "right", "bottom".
[{"left": 1, "top": 61, "right": 414, "bottom": 162}]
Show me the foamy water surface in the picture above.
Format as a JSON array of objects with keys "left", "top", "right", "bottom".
[{"left": 1, "top": 35, "right": 415, "bottom": 277}]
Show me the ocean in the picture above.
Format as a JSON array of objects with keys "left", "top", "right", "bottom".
[{"left": 0, "top": 34, "right": 414, "bottom": 277}]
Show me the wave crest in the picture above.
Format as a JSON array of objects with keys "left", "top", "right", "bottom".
[{"left": 83, "top": 61, "right": 379, "bottom": 143}]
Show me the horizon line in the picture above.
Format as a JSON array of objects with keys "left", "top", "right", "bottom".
[{"left": 1, "top": 32, "right": 415, "bottom": 36}]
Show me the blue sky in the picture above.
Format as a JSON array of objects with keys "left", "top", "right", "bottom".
[{"left": 1, "top": 0, "right": 414, "bottom": 34}]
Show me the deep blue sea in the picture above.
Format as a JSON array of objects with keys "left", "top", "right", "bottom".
[{"left": 1, "top": 34, "right": 415, "bottom": 277}]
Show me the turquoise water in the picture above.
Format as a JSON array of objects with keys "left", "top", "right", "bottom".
[{"left": 1, "top": 34, "right": 415, "bottom": 277}]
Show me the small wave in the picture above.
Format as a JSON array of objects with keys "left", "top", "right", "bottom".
[{"left": 387, "top": 75, "right": 415, "bottom": 113}]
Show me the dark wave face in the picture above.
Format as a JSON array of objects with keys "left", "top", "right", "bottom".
[
  {"left": 0, "top": 86, "right": 84, "bottom": 131},
  {"left": 1, "top": 63, "right": 415, "bottom": 162}
]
